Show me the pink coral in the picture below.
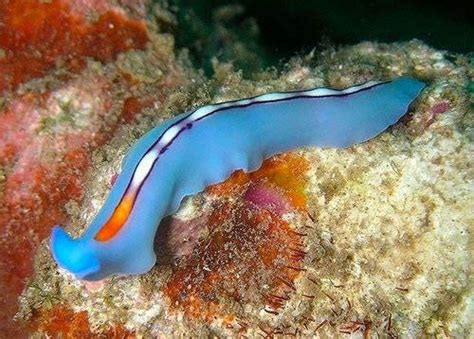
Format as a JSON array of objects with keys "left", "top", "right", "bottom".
[{"left": 244, "top": 183, "right": 291, "bottom": 215}]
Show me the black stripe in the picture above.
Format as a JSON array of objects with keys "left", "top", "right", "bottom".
[
  {"left": 137, "top": 80, "right": 389, "bottom": 197},
  {"left": 151, "top": 79, "right": 389, "bottom": 161},
  {"left": 98, "top": 79, "right": 389, "bottom": 235}
]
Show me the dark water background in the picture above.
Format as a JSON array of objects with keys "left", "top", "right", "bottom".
[{"left": 163, "top": 0, "right": 473, "bottom": 74}]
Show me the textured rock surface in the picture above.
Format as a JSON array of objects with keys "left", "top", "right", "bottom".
[
  {"left": 17, "top": 40, "right": 473, "bottom": 337},
  {"left": 1, "top": 1, "right": 472, "bottom": 337}
]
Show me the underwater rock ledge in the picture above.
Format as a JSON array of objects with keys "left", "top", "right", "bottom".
[{"left": 14, "top": 38, "right": 473, "bottom": 337}]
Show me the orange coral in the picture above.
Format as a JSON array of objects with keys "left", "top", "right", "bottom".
[
  {"left": 32, "top": 306, "right": 135, "bottom": 338},
  {"left": 0, "top": 0, "right": 149, "bottom": 93},
  {"left": 122, "top": 96, "right": 155, "bottom": 123},
  {"left": 164, "top": 154, "right": 310, "bottom": 325},
  {"left": 207, "top": 153, "right": 309, "bottom": 209}
]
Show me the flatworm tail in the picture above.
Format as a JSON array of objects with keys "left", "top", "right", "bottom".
[{"left": 51, "top": 77, "right": 425, "bottom": 280}]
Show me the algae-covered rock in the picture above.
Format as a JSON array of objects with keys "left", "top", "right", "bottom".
[
  {"left": 17, "top": 37, "right": 473, "bottom": 337},
  {"left": 2, "top": 1, "right": 471, "bottom": 337}
]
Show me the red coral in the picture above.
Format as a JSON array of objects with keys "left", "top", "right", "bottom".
[
  {"left": 430, "top": 101, "right": 449, "bottom": 115},
  {"left": 121, "top": 96, "right": 155, "bottom": 123},
  {"left": 0, "top": 74, "right": 135, "bottom": 336},
  {"left": 0, "top": 0, "right": 149, "bottom": 93},
  {"left": 427, "top": 100, "right": 450, "bottom": 125},
  {"left": 0, "top": 81, "right": 108, "bottom": 335},
  {"left": 163, "top": 154, "right": 310, "bottom": 325},
  {"left": 32, "top": 306, "right": 134, "bottom": 338}
]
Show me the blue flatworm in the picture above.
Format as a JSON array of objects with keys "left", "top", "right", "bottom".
[{"left": 50, "top": 77, "right": 425, "bottom": 281}]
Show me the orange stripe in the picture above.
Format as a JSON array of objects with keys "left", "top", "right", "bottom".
[{"left": 95, "top": 194, "right": 134, "bottom": 241}]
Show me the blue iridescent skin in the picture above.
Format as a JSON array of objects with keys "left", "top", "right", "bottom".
[{"left": 50, "top": 77, "right": 425, "bottom": 281}]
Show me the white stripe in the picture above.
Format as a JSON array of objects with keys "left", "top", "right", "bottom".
[
  {"left": 131, "top": 150, "right": 158, "bottom": 186},
  {"left": 130, "top": 80, "right": 382, "bottom": 188},
  {"left": 187, "top": 80, "right": 382, "bottom": 122}
]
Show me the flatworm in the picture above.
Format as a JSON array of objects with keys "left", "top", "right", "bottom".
[{"left": 50, "top": 77, "right": 425, "bottom": 281}]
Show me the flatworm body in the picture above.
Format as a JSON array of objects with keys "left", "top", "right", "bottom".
[{"left": 51, "top": 77, "right": 425, "bottom": 280}]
